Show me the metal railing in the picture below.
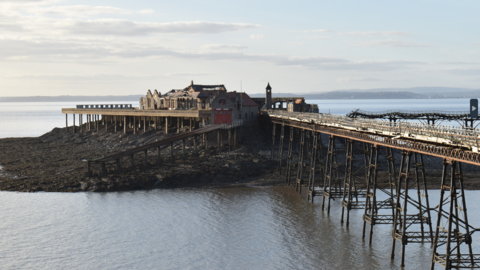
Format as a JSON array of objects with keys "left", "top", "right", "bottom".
[
  {"left": 77, "top": 104, "right": 133, "bottom": 109},
  {"left": 268, "top": 110, "right": 480, "bottom": 151},
  {"left": 348, "top": 109, "right": 470, "bottom": 117},
  {"left": 221, "top": 120, "right": 244, "bottom": 130}
]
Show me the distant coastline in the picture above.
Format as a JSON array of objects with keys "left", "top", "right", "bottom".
[
  {"left": 1, "top": 87, "right": 479, "bottom": 102},
  {"left": 250, "top": 86, "right": 480, "bottom": 100}
]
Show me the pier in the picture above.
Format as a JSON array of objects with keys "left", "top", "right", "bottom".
[
  {"left": 57, "top": 82, "right": 480, "bottom": 269},
  {"left": 62, "top": 104, "right": 211, "bottom": 135},
  {"left": 266, "top": 110, "right": 480, "bottom": 269},
  {"left": 347, "top": 109, "right": 478, "bottom": 127}
]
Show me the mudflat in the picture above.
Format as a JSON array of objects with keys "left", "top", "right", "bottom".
[
  {"left": 0, "top": 127, "right": 280, "bottom": 192},
  {"left": 2, "top": 126, "right": 480, "bottom": 193}
]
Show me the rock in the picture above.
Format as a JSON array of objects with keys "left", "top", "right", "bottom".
[
  {"left": 101, "top": 177, "right": 111, "bottom": 183},
  {"left": 80, "top": 181, "right": 89, "bottom": 191}
]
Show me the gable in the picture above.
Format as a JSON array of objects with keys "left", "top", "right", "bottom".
[{"left": 211, "top": 92, "right": 234, "bottom": 109}]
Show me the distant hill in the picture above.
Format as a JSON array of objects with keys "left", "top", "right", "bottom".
[
  {"left": 250, "top": 87, "right": 480, "bottom": 99},
  {"left": 0, "top": 95, "right": 142, "bottom": 102},
  {"left": 1, "top": 87, "right": 479, "bottom": 102},
  {"left": 250, "top": 91, "right": 426, "bottom": 99}
]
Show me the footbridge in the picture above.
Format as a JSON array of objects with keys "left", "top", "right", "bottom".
[
  {"left": 347, "top": 109, "right": 477, "bottom": 127},
  {"left": 266, "top": 110, "right": 480, "bottom": 269},
  {"left": 87, "top": 122, "right": 242, "bottom": 177}
]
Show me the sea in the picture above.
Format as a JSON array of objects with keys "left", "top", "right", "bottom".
[{"left": 0, "top": 99, "right": 479, "bottom": 270}]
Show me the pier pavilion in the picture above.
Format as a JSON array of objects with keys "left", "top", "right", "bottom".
[{"left": 61, "top": 81, "right": 260, "bottom": 134}]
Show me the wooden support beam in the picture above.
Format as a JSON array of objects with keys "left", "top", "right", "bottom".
[
  {"left": 205, "top": 133, "right": 209, "bottom": 154},
  {"left": 165, "top": 117, "right": 169, "bottom": 134},
  {"left": 115, "top": 116, "right": 117, "bottom": 132},
  {"left": 189, "top": 118, "right": 192, "bottom": 131},
  {"left": 133, "top": 116, "right": 136, "bottom": 135},
  {"left": 87, "top": 161, "right": 91, "bottom": 177},
  {"left": 144, "top": 150, "right": 148, "bottom": 168},
  {"left": 123, "top": 116, "right": 126, "bottom": 134},
  {"left": 182, "top": 138, "right": 186, "bottom": 159},
  {"left": 65, "top": 114, "right": 68, "bottom": 131},
  {"left": 101, "top": 162, "right": 107, "bottom": 176},
  {"left": 177, "top": 117, "right": 180, "bottom": 134},
  {"left": 143, "top": 117, "right": 146, "bottom": 133},
  {"left": 228, "top": 129, "right": 231, "bottom": 151},
  {"left": 80, "top": 114, "right": 83, "bottom": 132},
  {"left": 116, "top": 158, "right": 121, "bottom": 172},
  {"left": 73, "top": 114, "right": 76, "bottom": 134},
  {"left": 194, "top": 135, "right": 198, "bottom": 155}
]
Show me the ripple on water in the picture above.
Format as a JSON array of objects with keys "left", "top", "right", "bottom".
[{"left": 0, "top": 187, "right": 479, "bottom": 269}]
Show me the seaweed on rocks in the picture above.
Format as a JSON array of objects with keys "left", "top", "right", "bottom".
[{"left": 0, "top": 125, "right": 280, "bottom": 192}]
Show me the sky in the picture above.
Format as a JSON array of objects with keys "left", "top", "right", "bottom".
[{"left": 0, "top": 0, "right": 479, "bottom": 96}]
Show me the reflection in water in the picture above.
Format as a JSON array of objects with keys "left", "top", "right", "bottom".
[{"left": 3, "top": 187, "right": 477, "bottom": 269}]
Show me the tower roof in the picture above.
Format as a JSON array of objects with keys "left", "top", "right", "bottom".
[{"left": 266, "top": 82, "right": 272, "bottom": 90}]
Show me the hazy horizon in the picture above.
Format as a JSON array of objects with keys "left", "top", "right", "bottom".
[{"left": 1, "top": 86, "right": 480, "bottom": 99}]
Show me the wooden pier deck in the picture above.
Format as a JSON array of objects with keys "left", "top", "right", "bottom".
[{"left": 62, "top": 108, "right": 211, "bottom": 118}]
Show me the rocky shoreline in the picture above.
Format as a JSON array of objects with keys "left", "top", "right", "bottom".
[
  {"left": 0, "top": 126, "right": 282, "bottom": 192},
  {"left": 2, "top": 125, "right": 480, "bottom": 193}
]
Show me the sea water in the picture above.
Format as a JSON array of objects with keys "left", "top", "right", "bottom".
[{"left": 0, "top": 99, "right": 478, "bottom": 269}]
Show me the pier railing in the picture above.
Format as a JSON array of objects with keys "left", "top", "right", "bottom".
[
  {"left": 268, "top": 110, "right": 480, "bottom": 151},
  {"left": 221, "top": 120, "right": 244, "bottom": 130},
  {"left": 347, "top": 109, "right": 470, "bottom": 118},
  {"left": 76, "top": 104, "right": 133, "bottom": 109}
]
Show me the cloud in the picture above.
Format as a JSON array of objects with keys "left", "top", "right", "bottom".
[
  {"left": 302, "top": 29, "right": 331, "bottom": 33},
  {"left": 354, "top": 39, "right": 430, "bottom": 47},
  {"left": 436, "top": 61, "right": 480, "bottom": 65},
  {"left": 287, "top": 41, "right": 305, "bottom": 46},
  {"left": 3, "top": 73, "right": 159, "bottom": 81},
  {"left": 305, "top": 35, "right": 332, "bottom": 39},
  {"left": 57, "top": 20, "right": 260, "bottom": 36},
  {"left": 342, "top": 31, "right": 411, "bottom": 37},
  {"left": 201, "top": 44, "right": 247, "bottom": 50},
  {"left": 138, "top": 9, "right": 154, "bottom": 14},
  {"left": 250, "top": 34, "right": 265, "bottom": 40},
  {"left": 3, "top": 73, "right": 213, "bottom": 81},
  {"left": 29, "top": 5, "right": 154, "bottom": 17},
  {"left": 337, "top": 77, "right": 380, "bottom": 82},
  {"left": 164, "top": 72, "right": 212, "bottom": 77},
  {"left": 0, "top": 0, "right": 49, "bottom": 2},
  {"left": 447, "top": 68, "right": 480, "bottom": 76},
  {"left": 0, "top": 38, "right": 426, "bottom": 71},
  {"left": 0, "top": 22, "right": 25, "bottom": 31}
]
